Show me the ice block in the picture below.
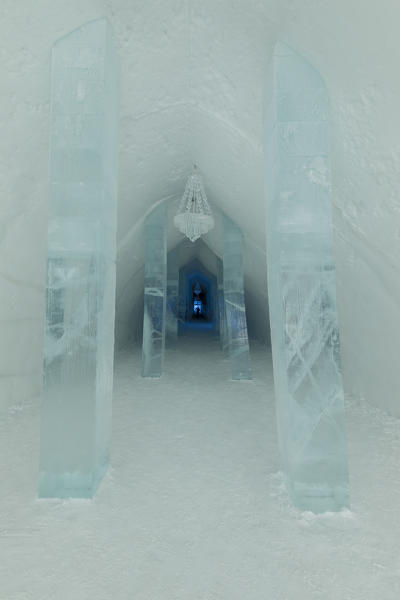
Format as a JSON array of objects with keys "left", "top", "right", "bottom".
[
  {"left": 141, "top": 205, "right": 167, "bottom": 377},
  {"left": 265, "top": 42, "right": 350, "bottom": 511},
  {"left": 223, "top": 216, "right": 252, "bottom": 380},
  {"left": 38, "top": 19, "right": 119, "bottom": 498}
]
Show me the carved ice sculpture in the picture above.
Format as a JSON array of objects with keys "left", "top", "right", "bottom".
[
  {"left": 223, "top": 216, "right": 252, "bottom": 380},
  {"left": 166, "top": 246, "right": 180, "bottom": 348},
  {"left": 265, "top": 42, "right": 349, "bottom": 511},
  {"left": 217, "top": 258, "right": 228, "bottom": 356},
  {"left": 141, "top": 205, "right": 167, "bottom": 377},
  {"left": 38, "top": 19, "right": 119, "bottom": 498}
]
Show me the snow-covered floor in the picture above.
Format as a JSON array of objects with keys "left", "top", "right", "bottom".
[{"left": 1, "top": 330, "right": 400, "bottom": 599}]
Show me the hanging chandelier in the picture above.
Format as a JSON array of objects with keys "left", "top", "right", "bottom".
[{"left": 173, "top": 166, "right": 214, "bottom": 243}]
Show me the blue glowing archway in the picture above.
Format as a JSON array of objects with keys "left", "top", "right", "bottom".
[{"left": 178, "top": 259, "right": 218, "bottom": 331}]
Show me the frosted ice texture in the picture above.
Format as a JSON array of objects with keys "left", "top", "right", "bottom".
[
  {"left": 265, "top": 42, "right": 349, "bottom": 512},
  {"left": 38, "top": 19, "right": 119, "bottom": 498},
  {"left": 142, "top": 205, "right": 167, "bottom": 377},
  {"left": 177, "top": 250, "right": 193, "bottom": 326},
  {"left": 178, "top": 263, "right": 186, "bottom": 325},
  {"left": 217, "top": 259, "right": 228, "bottom": 355},
  {"left": 166, "top": 246, "right": 179, "bottom": 348},
  {"left": 223, "top": 217, "right": 252, "bottom": 380}
]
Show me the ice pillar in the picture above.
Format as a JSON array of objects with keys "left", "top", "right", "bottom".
[
  {"left": 265, "top": 42, "right": 349, "bottom": 512},
  {"left": 166, "top": 246, "right": 179, "bottom": 348},
  {"left": 38, "top": 19, "right": 119, "bottom": 498},
  {"left": 217, "top": 258, "right": 228, "bottom": 355},
  {"left": 223, "top": 216, "right": 252, "bottom": 380},
  {"left": 141, "top": 205, "right": 167, "bottom": 377}
]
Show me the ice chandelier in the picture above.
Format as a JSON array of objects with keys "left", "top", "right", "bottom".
[{"left": 174, "top": 166, "right": 214, "bottom": 242}]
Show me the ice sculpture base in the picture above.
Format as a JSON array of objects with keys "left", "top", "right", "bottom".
[
  {"left": 287, "top": 477, "right": 350, "bottom": 513},
  {"left": 38, "top": 461, "right": 108, "bottom": 499},
  {"left": 230, "top": 356, "right": 252, "bottom": 381}
]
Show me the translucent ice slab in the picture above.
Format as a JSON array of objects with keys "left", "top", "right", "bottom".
[
  {"left": 265, "top": 42, "right": 349, "bottom": 512},
  {"left": 166, "top": 246, "right": 180, "bottom": 348},
  {"left": 141, "top": 205, "right": 167, "bottom": 377},
  {"left": 217, "top": 258, "right": 228, "bottom": 356},
  {"left": 223, "top": 216, "right": 252, "bottom": 380},
  {"left": 38, "top": 19, "right": 119, "bottom": 498}
]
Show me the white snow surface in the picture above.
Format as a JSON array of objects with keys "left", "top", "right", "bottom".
[{"left": 1, "top": 333, "right": 400, "bottom": 600}]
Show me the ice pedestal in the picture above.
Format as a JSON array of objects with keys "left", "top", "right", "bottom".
[
  {"left": 223, "top": 216, "right": 252, "bottom": 380},
  {"left": 141, "top": 205, "right": 167, "bottom": 377},
  {"left": 265, "top": 42, "right": 349, "bottom": 512},
  {"left": 166, "top": 246, "right": 180, "bottom": 348},
  {"left": 38, "top": 19, "right": 119, "bottom": 498}
]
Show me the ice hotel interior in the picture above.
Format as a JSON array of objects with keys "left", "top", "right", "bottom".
[{"left": 1, "top": 2, "right": 400, "bottom": 598}]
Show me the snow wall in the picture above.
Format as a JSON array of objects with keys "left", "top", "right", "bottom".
[{"left": 1, "top": 0, "right": 399, "bottom": 416}]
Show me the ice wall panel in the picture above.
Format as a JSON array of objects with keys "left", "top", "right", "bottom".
[
  {"left": 223, "top": 217, "right": 251, "bottom": 380},
  {"left": 265, "top": 42, "right": 349, "bottom": 512},
  {"left": 141, "top": 205, "right": 167, "bottom": 377},
  {"left": 39, "top": 19, "right": 119, "bottom": 498}
]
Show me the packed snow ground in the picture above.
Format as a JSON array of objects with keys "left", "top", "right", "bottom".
[{"left": 1, "top": 330, "right": 400, "bottom": 599}]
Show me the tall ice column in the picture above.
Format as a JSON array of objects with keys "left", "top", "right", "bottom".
[
  {"left": 141, "top": 205, "right": 167, "bottom": 377},
  {"left": 166, "top": 246, "right": 180, "bottom": 348},
  {"left": 265, "top": 41, "right": 349, "bottom": 511},
  {"left": 38, "top": 19, "right": 119, "bottom": 498},
  {"left": 217, "top": 258, "right": 228, "bottom": 355},
  {"left": 223, "top": 216, "right": 252, "bottom": 380}
]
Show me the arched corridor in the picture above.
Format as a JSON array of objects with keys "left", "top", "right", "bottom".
[{"left": 2, "top": 1, "right": 400, "bottom": 598}]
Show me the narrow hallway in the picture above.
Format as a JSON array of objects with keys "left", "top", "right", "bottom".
[{"left": 3, "top": 2, "right": 400, "bottom": 599}]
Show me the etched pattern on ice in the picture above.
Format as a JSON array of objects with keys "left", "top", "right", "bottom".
[
  {"left": 217, "top": 258, "right": 229, "bottom": 356},
  {"left": 265, "top": 42, "right": 349, "bottom": 512},
  {"left": 141, "top": 205, "right": 167, "bottom": 377},
  {"left": 166, "top": 246, "right": 180, "bottom": 349},
  {"left": 223, "top": 216, "right": 252, "bottom": 380},
  {"left": 38, "top": 19, "right": 119, "bottom": 499}
]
